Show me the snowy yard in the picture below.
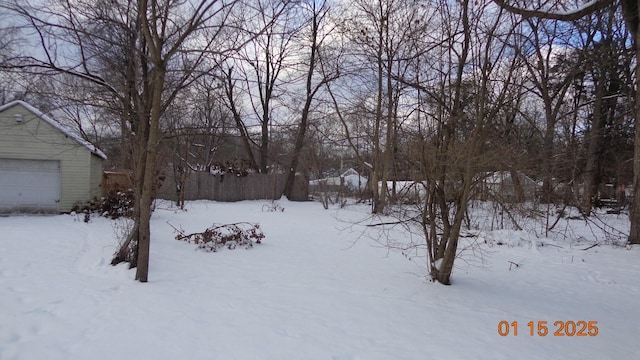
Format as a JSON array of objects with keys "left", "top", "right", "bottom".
[{"left": 1, "top": 200, "right": 639, "bottom": 360}]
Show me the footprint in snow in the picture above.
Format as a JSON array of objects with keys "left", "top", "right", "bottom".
[{"left": 583, "top": 271, "right": 617, "bottom": 286}]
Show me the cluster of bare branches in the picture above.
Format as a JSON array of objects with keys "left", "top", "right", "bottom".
[{"left": 172, "top": 222, "right": 265, "bottom": 252}]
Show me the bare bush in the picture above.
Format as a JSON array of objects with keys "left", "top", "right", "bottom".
[
  {"left": 262, "top": 201, "right": 285, "bottom": 212},
  {"left": 72, "top": 189, "right": 135, "bottom": 220},
  {"left": 172, "top": 222, "right": 265, "bottom": 252}
]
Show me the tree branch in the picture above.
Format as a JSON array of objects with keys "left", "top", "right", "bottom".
[{"left": 492, "top": 0, "right": 614, "bottom": 21}]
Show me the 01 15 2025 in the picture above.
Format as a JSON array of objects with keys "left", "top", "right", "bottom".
[{"left": 498, "top": 320, "right": 598, "bottom": 337}]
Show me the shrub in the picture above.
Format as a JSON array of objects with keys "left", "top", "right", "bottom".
[
  {"left": 262, "top": 201, "right": 285, "bottom": 212},
  {"left": 73, "top": 189, "right": 134, "bottom": 220},
  {"left": 99, "top": 190, "right": 134, "bottom": 219},
  {"left": 174, "top": 222, "right": 264, "bottom": 252}
]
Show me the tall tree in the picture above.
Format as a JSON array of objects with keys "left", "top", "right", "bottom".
[
  {"left": 237, "top": 0, "right": 301, "bottom": 173},
  {"left": 417, "top": 0, "right": 523, "bottom": 284},
  {"left": 492, "top": 0, "right": 640, "bottom": 244},
  {"left": 164, "top": 76, "right": 231, "bottom": 208},
  {"left": 577, "top": 9, "right": 634, "bottom": 214},
  {"left": 2, "top": 0, "right": 288, "bottom": 281},
  {"left": 334, "top": 0, "right": 433, "bottom": 213},
  {"left": 514, "top": 17, "right": 582, "bottom": 203},
  {"left": 283, "top": 0, "right": 336, "bottom": 199},
  {"left": 221, "top": 65, "right": 260, "bottom": 171}
]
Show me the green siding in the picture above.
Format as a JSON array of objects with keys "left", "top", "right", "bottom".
[{"left": 0, "top": 103, "right": 104, "bottom": 212}]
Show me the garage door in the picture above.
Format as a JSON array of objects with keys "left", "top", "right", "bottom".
[{"left": 0, "top": 159, "right": 61, "bottom": 213}]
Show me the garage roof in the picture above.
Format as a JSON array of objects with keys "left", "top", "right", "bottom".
[{"left": 0, "top": 100, "right": 107, "bottom": 160}]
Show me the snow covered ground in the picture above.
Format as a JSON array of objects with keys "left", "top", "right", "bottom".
[{"left": 1, "top": 200, "right": 639, "bottom": 359}]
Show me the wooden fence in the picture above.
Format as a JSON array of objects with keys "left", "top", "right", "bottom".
[
  {"left": 157, "top": 172, "right": 308, "bottom": 202},
  {"left": 102, "top": 171, "right": 133, "bottom": 194}
]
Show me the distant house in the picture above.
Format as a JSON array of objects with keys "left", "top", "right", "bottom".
[
  {"left": 309, "top": 168, "right": 368, "bottom": 193},
  {"left": 477, "top": 171, "right": 540, "bottom": 202},
  {"left": 0, "top": 101, "right": 106, "bottom": 213}
]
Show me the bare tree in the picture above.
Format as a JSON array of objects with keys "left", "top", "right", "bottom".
[
  {"left": 163, "top": 76, "right": 232, "bottom": 208},
  {"left": 332, "top": 0, "right": 434, "bottom": 213},
  {"left": 576, "top": 9, "right": 634, "bottom": 214},
  {"left": 492, "top": 0, "right": 640, "bottom": 245},
  {"left": 231, "top": 0, "right": 301, "bottom": 174},
  {"left": 328, "top": 0, "right": 525, "bottom": 284},
  {"left": 221, "top": 66, "right": 260, "bottom": 171},
  {"left": 416, "top": 0, "right": 527, "bottom": 284},
  {"left": 2, "top": 0, "right": 290, "bottom": 281},
  {"left": 513, "top": 17, "right": 583, "bottom": 203},
  {"left": 283, "top": 0, "right": 337, "bottom": 199},
  {"left": 114, "top": 0, "right": 242, "bottom": 282}
]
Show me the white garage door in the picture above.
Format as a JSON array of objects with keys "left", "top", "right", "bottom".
[{"left": 0, "top": 159, "right": 61, "bottom": 213}]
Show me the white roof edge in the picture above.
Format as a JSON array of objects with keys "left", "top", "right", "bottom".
[{"left": 0, "top": 100, "right": 107, "bottom": 160}]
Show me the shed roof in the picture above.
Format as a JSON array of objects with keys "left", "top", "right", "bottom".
[{"left": 0, "top": 100, "right": 107, "bottom": 159}]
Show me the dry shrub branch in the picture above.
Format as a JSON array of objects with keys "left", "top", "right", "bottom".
[{"left": 171, "top": 222, "right": 265, "bottom": 252}]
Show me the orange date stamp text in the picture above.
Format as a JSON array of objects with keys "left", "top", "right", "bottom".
[{"left": 497, "top": 320, "right": 598, "bottom": 337}]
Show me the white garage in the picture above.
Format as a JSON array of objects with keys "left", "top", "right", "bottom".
[{"left": 0, "top": 101, "right": 106, "bottom": 213}]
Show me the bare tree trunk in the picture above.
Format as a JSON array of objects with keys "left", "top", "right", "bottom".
[
  {"left": 121, "top": 29, "right": 139, "bottom": 171},
  {"left": 509, "top": 169, "right": 525, "bottom": 203},
  {"left": 133, "top": 0, "right": 168, "bottom": 281},
  {"left": 379, "top": 18, "right": 395, "bottom": 208},
  {"left": 432, "top": 201, "right": 468, "bottom": 285},
  {"left": 283, "top": 111, "right": 309, "bottom": 199},
  {"left": 132, "top": 46, "right": 171, "bottom": 282},
  {"left": 372, "top": 4, "right": 386, "bottom": 214},
  {"left": 540, "top": 96, "right": 556, "bottom": 204},
  {"left": 427, "top": 0, "right": 471, "bottom": 286},
  {"left": 224, "top": 67, "right": 259, "bottom": 171},
  {"left": 629, "top": 13, "right": 640, "bottom": 244},
  {"left": 583, "top": 76, "right": 607, "bottom": 214},
  {"left": 260, "top": 110, "right": 269, "bottom": 173}
]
